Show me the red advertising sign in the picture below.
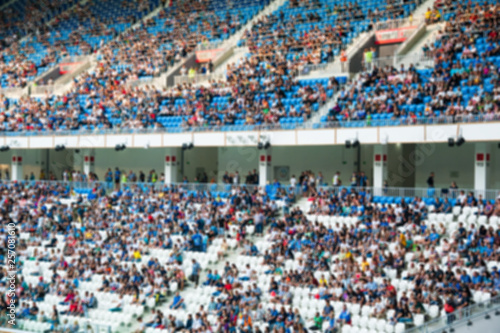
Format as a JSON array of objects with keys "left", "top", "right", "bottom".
[
  {"left": 375, "top": 26, "right": 418, "bottom": 45},
  {"left": 195, "top": 48, "right": 223, "bottom": 63},
  {"left": 59, "top": 62, "right": 83, "bottom": 75}
]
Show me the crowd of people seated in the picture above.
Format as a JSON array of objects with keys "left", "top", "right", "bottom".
[
  {"left": 0, "top": 68, "right": 341, "bottom": 132},
  {"left": 2, "top": 0, "right": 500, "bottom": 133},
  {"left": 319, "top": 1, "right": 500, "bottom": 125},
  {"left": 0, "top": 0, "right": 157, "bottom": 89},
  {"left": 0, "top": 0, "right": 77, "bottom": 47},
  {"left": 0, "top": 180, "right": 282, "bottom": 331},
  {"left": 0, "top": 0, "right": 269, "bottom": 89},
  {"left": 132, "top": 185, "right": 500, "bottom": 333},
  {"left": 323, "top": 56, "right": 499, "bottom": 124},
  {"left": 0, "top": 0, "right": 81, "bottom": 88},
  {"left": 1, "top": 174, "right": 500, "bottom": 333},
  {"left": 0, "top": 0, "right": 420, "bottom": 133},
  {"left": 239, "top": 0, "right": 420, "bottom": 67}
]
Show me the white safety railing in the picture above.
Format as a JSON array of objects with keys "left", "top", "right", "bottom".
[
  {"left": 173, "top": 73, "right": 225, "bottom": 85},
  {"left": 125, "top": 76, "right": 156, "bottom": 88},
  {"left": 0, "top": 87, "right": 27, "bottom": 97},
  {"left": 405, "top": 295, "right": 500, "bottom": 333},
  {"left": 0, "top": 113, "right": 499, "bottom": 137},
  {"left": 58, "top": 55, "right": 92, "bottom": 64},
  {"left": 374, "top": 16, "right": 424, "bottom": 31},
  {"left": 3, "top": 181, "right": 498, "bottom": 201},
  {"left": 369, "top": 52, "right": 434, "bottom": 70},
  {"left": 30, "top": 83, "right": 71, "bottom": 95}
]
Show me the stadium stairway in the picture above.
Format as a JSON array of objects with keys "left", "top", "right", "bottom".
[
  {"left": 206, "top": 0, "right": 287, "bottom": 53},
  {"left": 5, "top": 0, "right": 164, "bottom": 98},
  {"left": 409, "top": 0, "right": 437, "bottom": 19},
  {"left": 0, "top": 0, "right": 16, "bottom": 11},
  {"left": 160, "top": 0, "right": 286, "bottom": 89},
  {"left": 298, "top": 0, "right": 437, "bottom": 79},
  {"left": 405, "top": 23, "right": 444, "bottom": 56},
  {"left": 212, "top": 46, "right": 250, "bottom": 76},
  {"left": 307, "top": 71, "right": 364, "bottom": 127}
]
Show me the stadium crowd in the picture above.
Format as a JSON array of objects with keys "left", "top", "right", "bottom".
[
  {"left": 0, "top": 177, "right": 499, "bottom": 333},
  {"left": 0, "top": 181, "right": 283, "bottom": 331},
  {"left": 320, "top": 1, "right": 500, "bottom": 125},
  {"left": 135, "top": 185, "right": 500, "bottom": 333},
  {"left": 0, "top": 0, "right": 422, "bottom": 132}
]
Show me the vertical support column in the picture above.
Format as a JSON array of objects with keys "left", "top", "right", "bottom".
[
  {"left": 164, "top": 148, "right": 180, "bottom": 184},
  {"left": 11, "top": 153, "right": 23, "bottom": 181},
  {"left": 373, "top": 145, "right": 388, "bottom": 196},
  {"left": 83, "top": 149, "right": 95, "bottom": 176},
  {"left": 258, "top": 148, "right": 272, "bottom": 187},
  {"left": 474, "top": 143, "right": 490, "bottom": 194}
]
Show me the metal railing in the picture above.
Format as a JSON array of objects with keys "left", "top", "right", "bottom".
[
  {"left": 405, "top": 295, "right": 500, "bottom": 333},
  {"left": 374, "top": 17, "right": 424, "bottom": 31},
  {"left": 0, "top": 86, "right": 28, "bottom": 97},
  {"left": 308, "top": 185, "right": 499, "bottom": 201},
  {"left": 0, "top": 114, "right": 499, "bottom": 137},
  {"left": 173, "top": 73, "right": 225, "bottom": 85},
  {"left": 197, "top": 40, "right": 225, "bottom": 51},
  {"left": 125, "top": 76, "right": 156, "bottom": 88},
  {"left": 435, "top": 29, "right": 490, "bottom": 40},
  {"left": 30, "top": 83, "right": 70, "bottom": 95},
  {"left": 58, "top": 55, "right": 92, "bottom": 64},
  {"left": 369, "top": 52, "right": 434, "bottom": 70},
  {"left": 4, "top": 181, "right": 498, "bottom": 201},
  {"left": 15, "top": 320, "right": 111, "bottom": 333},
  {"left": 297, "top": 62, "right": 340, "bottom": 76}
]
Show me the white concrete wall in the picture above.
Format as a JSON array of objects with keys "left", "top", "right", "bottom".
[
  {"left": 73, "top": 147, "right": 219, "bottom": 182},
  {"left": 0, "top": 142, "right": 498, "bottom": 190},
  {"left": 0, "top": 150, "right": 45, "bottom": 180},
  {"left": 414, "top": 143, "right": 475, "bottom": 189},
  {"left": 490, "top": 145, "right": 500, "bottom": 189},
  {"left": 1, "top": 122, "right": 500, "bottom": 149},
  {"left": 183, "top": 147, "right": 218, "bottom": 182},
  {"left": 217, "top": 145, "right": 374, "bottom": 185}
]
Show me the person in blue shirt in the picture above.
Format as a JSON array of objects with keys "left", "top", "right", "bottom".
[
  {"left": 185, "top": 314, "right": 193, "bottom": 330},
  {"left": 267, "top": 306, "right": 279, "bottom": 329},
  {"left": 250, "top": 243, "right": 259, "bottom": 256},
  {"left": 428, "top": 229, "right": 440, "bottom": 243},
  {"left": 170, "top": 292, "right": 185, "bottom": 309},
  {"left": 338, "top": 304, "right": 351, "bottom": 325},
  {"left": 493, "top": 272, "right": 500, "bottom": 292},
  {"left": 434, "top": 197, "right": 442, "bottom": 211},
  {"left": 204, "top": 269, "right": 215, "bottom": 286},
  {"left": 252, "top": 283, "right": 262, "bottom": 300},
  {"left": 322, "top": 300, "right": 334, "bottom": 321},
  {"left": 191, "top": 232, "right": 202, "bottom": 252},
  {"left": 442, "top": 198, "right": 452, "bottom": 213},
  {"left": 114, "top": 168, "right": 121, "bottom": 189},
  {"left": 459, "top": 270, "right": 471, "bottom": 285},
  {"left": 471, "top": 271, "right": 483, "bottom": 286},
  {"left": 325, "top": 317, "right": 336, "bottom": 333},
  {"left": 190, "top": 259, "right": 201, "bottom": 287}
]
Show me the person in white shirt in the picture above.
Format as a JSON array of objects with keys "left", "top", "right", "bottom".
[
  {"left": 290, "top": 175, "right": 297, "bottom": 187},
  {"left": 239, "top": 264, "right": 252, "bottom": 280},
  {"left": 233, "top": 171, "right": 240, "bottom": 184},
  {"left": 333, "top": 171, "right": 340, "bottom": 186},
  {"left": 457, "top": 191, "right": 467, "bottom": 206},
  {"left": 192, "top": 313, "right": 203, "bottom": 330}
]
